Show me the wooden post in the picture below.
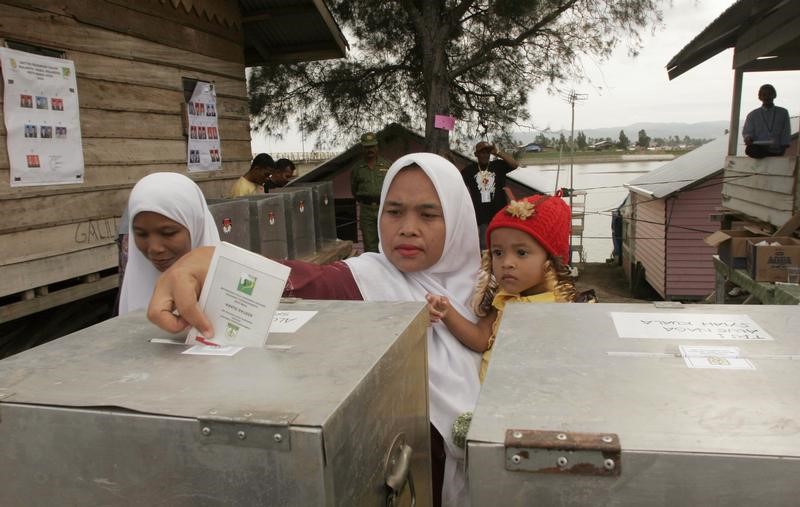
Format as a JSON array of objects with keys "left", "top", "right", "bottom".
[
  {"left": 713, "top": 255, "right": 727, "bottom": 304},
  {"left": 728, "top": 66, "right": 744, "bottom": 157}
]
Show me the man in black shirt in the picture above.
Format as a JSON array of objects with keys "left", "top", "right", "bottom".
[{"left": 461, "top": 141, "right": 519, "bottom": 249}]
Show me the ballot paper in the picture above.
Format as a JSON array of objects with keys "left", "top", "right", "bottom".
[{"left": 186, "top": 242, "right": 290, "bottom": 348}]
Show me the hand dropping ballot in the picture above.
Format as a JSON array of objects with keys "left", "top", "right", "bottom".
[{"left": 185, "top": 242, "right": 290, "bottom": 351}]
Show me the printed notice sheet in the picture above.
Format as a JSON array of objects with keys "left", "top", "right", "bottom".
[
  {"left": 610, "top": 312, "right": 774, "bottom": 341},
  {"left": 187, "top": 81, "right": 221, "bottom": 172},
  {"left": 186, "top": 242, "right": 290, "bottom": 348},
  {"left": 679, "top": 345, "right": 755, "bottom": 370},
  {"left": 0, "top": 47, "right": 84, "bottom": 186}
]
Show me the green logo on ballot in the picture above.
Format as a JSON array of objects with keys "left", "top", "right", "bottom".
[
  {"left": 225, "top": 322, "right": 240, "bottom": 339},
  {"left": 237, "top": 273, "right": 257, "bottom": 295}
]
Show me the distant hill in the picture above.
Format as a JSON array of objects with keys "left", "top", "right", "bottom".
[{"left": 514, "top": 121, "right": 729, "bottom": 144}]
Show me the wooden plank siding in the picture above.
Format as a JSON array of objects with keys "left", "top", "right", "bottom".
[
  {"left": 631, "top": 193, "right": 666, "bottom": 298},
  {"left": 721, "top": 155, "right": 799, "bottom": 228},
  {"left": 0, "top": 0, "right": 252, "bottom": 298},
  {"left": 664, "top": 176, "right": 722, "bottom": 299}
]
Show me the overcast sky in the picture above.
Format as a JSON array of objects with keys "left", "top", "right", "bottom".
[
  {"left": 527, "top": 0, "right": 799, "bottom": 133},
  {"left": 253, "top": 0, "right": 799, "bottom": 153}
]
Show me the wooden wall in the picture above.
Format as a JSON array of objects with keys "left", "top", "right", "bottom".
[
  {"left": 0, "top": 0, "right": 251, "bottom": 298},
  {"left": 631, "top": 192, "right": 666, "bottom": 299},
  {"left": 664, "top": 176, "right": 722, "bottom": 299},
  {"left": 722, "top": 155, "right": 799, "bottom": 228}
]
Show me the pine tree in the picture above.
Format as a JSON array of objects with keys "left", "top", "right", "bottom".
[
  {"left": 576, "top": 130, "right": 587, "bottom": 150},
  {"left": 637, "top": 129, "right": 651, "bottom": 148},
  {"left": 618, "top": 130, "right": 630, "bottom": 150},
  {"left": 248, "top": 1, "right": 664, "bottom": 154}
]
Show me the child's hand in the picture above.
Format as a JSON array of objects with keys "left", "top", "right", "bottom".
[{"left": 425, "top": 293, "right": 450, "bottom": 324}]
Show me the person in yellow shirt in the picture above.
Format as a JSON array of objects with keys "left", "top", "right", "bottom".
[{"left": 229, "top": 153, "right": 275, "bottom": 197}]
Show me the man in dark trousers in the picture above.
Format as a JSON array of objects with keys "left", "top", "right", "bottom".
[
  {"left": 350, "top": 132, "right": 390, "bottom": 252},
  {"left": 462, "top": 141, "right": 519, "bottom": 249},
  {"left": 742, "top": 84, "right": 791, "bottom": 159}
]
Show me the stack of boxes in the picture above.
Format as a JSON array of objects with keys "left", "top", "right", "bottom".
[
  {"left": 206, "top": 183, "right": 335, "bottom": 261},
  {"left": 705, "top": 214, "right": 800, "bottom": 282}
]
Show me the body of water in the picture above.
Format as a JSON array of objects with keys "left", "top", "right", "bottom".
[{"left": 511, "top": 160, "right": 665, "bottom": 262}]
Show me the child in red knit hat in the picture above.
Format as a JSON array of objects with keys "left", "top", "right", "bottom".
[{"left": 427, "top": 193, "right": 586, "bottom": 383}]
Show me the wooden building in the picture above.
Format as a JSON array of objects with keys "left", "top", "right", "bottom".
[
  {"left": 0, "top": 0, "right": 347, "bottom": 321},
  {"left": 623, "top": 136, "right": 728, "bottom": 300},
  {"left": 289, "top": 123, "right": 473, "bottom": 250},
  {"left": 666, "top": 0, "right": 799, "bottom": 230}
]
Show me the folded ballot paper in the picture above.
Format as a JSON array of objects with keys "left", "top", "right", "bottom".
[{"left": 186, "top": 242, "right": 290, "bottom": 349}]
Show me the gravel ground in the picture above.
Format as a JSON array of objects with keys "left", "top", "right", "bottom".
[{"left": 574, "top": 262, "right": 656, "bottom": 304}]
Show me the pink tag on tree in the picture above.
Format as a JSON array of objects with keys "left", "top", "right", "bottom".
[{"left": 434, "top": 114, "right": 456, "bottom": 131}]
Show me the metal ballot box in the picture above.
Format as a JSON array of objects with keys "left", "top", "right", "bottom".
[
  {"left": 207, "top": 198, "right": 251, "bottom": 250},
  {"left": 271, "top": 187, "right": 316, "bottom": 259},
  {"left": 0, "top": 300, "right": 431, "bottom": 506},
  {"left": 293, "top": 181, "right": 338, "bottom": 249},
  {"left": 239, "top": 194, "right": 289, "bottom": 260},
  {"left": 468, "top": 303, "right": 800, "bottom": 506}
]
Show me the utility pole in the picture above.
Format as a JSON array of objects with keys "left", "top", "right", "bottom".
[
  {"left": 300, "top": 115, "right": 306, "bottom": 162},
  {"left": 562, "top": 89, "right": 587, "bottom": 264}
]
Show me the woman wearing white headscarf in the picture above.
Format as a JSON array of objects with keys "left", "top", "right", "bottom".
[
  {"left": 344, "top": 153, "right": 481, "bottom": 505},
  {"left": 119, "top": 172, "right": 219, "bottom": 315},
  {"left": 147, "top": 154, "right": 482, "bottom": 506}
]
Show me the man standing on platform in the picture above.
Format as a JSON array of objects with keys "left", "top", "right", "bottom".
[
  {"left": 742, "top": 84, "right": 791, "bottom": 159},
  {"left": 462, "top": 141, "right": 519, "bottom": 249},
  {"left": 351, "top": 132, "right": 390, "bottom": 252}
]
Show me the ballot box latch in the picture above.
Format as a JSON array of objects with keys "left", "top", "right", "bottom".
[
  {"left": 197, "top": 410, "right": 297, "bottom": 451},
  {"left": 504, "top": 429, "right": 621, "bottom": 476}
]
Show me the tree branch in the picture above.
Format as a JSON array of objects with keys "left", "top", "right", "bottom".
[{"left": 450, "top": 0, "right": 581, "bottom": 78}]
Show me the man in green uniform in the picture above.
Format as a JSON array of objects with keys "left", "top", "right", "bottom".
[{"left": 351, "top": 132, "right": 390, "bottom": 252}]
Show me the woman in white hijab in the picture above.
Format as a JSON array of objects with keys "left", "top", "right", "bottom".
[
  {"left": 147, "top": 154, "right": 482, "bottom": 505},
  {"left": 344, "top": 153, "right": 481, "bottom": 505},
  {"left": 118, "top": 172, "right": 219, "bottom": 315}
]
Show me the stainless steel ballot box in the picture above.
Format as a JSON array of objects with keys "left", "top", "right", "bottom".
[
  {"left": 239, "top": 194, "right": 289, "bottom": 260},
  {"left": 207, "top": 198, "right": 251, "bottom": 250},
  {"left": 271, "top": 187, "right": 316, "bottom": 259},
  {"left": 467, "top": 303, "right": 800, "bottom": 506},
  {"left": 0, "top": 300, "right": 431, "bottom": 506},
  {"left": 293, "top": 181, "right": 338, "bottom": 249}
]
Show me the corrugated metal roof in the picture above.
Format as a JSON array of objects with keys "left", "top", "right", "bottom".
[
  {"left": 666, "top": 0, "right": 798, "bottom": 80},
  {"left": 241, "top": 0, "right": 348, "bottom": 66},
  {"left": 506, "top": 167, "right": 559, "bottom": 195},
  {"left": 625, "top": 136, "right": 728, "bottom": 199},
  {"left": 288, "top": 123, "right": 473, "bottom": 184}
]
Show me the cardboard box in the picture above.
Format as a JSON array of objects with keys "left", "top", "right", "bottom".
[
  {"left": 746, "top": 237, "right": 800, "bottom": 282},
  {"left": 705, "top": 229, "right": 766, "bottom": 269}
]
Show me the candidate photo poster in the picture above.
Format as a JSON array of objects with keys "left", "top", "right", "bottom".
[
  {"left": 0, "top": 47, "right": 84, "bottom": 187},
  {"left": 187, "top": 81, "right": 222, "bottom": 173}
]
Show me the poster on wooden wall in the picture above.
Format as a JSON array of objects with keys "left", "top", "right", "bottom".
[
  {"left": 0, "top": 47, "right": 84, "bottom": 187},
  {"left": 187, "top": 81, "right": 222, "bottom": 172}
]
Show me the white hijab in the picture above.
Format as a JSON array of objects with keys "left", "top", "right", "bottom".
[
  {"left": 119, "top": 172, "right": 220, "bottom": 315},
  {"left": 344, "top": 153, "right": 482, "bottom": 458}
]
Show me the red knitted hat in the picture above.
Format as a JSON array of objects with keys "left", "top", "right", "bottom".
[{"left": 486, "top": 194, "right": 572, "bottom": 261}]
